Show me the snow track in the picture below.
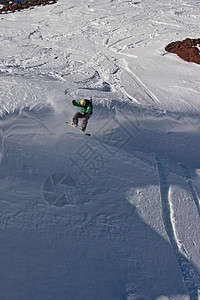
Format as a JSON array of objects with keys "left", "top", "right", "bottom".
[
  {"left": 157, "top": 158, "right": 200, "bottom": 300},
  {"left": 181, "top": 165, "right": 200, "bottom": 218}
]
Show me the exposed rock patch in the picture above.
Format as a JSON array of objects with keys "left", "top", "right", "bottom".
[
  {"left": 0, "top": 0, "right": 57, "bottom": 14},
  {"left": 165, "top": 38, "right": 200, "bottom": 64}
]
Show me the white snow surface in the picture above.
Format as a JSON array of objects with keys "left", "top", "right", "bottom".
[{"left": 0, "top": 0, "right": 200, "bottom": 299}]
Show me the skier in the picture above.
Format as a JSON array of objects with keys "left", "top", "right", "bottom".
[{"left": 72, "top": 98, "right": 93, "bottom": 132}]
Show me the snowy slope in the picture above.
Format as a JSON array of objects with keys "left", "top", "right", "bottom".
[{"left": 0, "top": 0, "right": 200, "bottom": 299}]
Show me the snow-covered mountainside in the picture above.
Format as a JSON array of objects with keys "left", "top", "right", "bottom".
[{"left": 0, "top": 0, "right": 200, "bottom": 299}]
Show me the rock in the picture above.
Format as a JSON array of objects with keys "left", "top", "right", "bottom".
[
  {"left": 165, "top": 38, "right": 200, "bottom": 64},
  {"left": 0, "top": 0, "right": 58, "bottom": 14}
]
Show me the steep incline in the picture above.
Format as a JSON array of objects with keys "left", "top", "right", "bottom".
[{"left": 0, "top": 0, "right": 200, "bottom": 299}]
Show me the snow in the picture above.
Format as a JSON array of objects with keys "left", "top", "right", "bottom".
[{"left": 0, "top": 0, "right": 200, "bottom": 299}]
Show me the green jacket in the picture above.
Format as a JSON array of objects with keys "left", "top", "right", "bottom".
[{"left": 73, "top": 100, "right": 93, "bottom": 117}]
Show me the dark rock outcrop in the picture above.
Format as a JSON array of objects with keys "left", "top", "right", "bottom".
[
  {"left": 165, "top": 38, "right": 200, "bottom": 64},
  {"left": 0, "top": 0, "right": 57, "bottom": 14}
]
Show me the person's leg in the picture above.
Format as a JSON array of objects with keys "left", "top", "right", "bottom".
[
  {"left": 73, "top": 112, "right": 83, "bottom": 126},
  {"left": 81, "top": 115, "right": 89, "bottom": 131}
]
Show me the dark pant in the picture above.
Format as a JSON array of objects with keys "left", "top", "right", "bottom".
[{"left": 73, "top": 113, "right": 89, "bottom": 131}]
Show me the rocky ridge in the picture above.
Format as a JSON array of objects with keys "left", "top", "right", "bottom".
[
  {"left": 0, "top": 0, "right": 57, "bottom": 14},
  {"left": 165, "top": 38, "right": 200, "bottom": 64}
]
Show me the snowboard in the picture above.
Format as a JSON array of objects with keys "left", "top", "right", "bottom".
[{"left": 66, "top": 122, "right": 91, "bottom": 136}]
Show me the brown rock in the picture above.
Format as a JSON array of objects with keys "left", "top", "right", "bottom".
[
  {"left": 165, "top": 38, "right": 200, "bottom": 64},
  {"left": 0, "top": 0, "right": 58, "bottom": 14}
]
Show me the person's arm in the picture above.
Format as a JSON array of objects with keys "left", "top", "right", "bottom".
[
  {"left": 72, "top": 100, "right": 81, "bottom": 107},
  {"left": 86, "top": 105, "right": 92, "bottom": 115}
]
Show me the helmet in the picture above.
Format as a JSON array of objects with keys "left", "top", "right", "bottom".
[{"left": 80, "top": 99, "right": 86, "bottom": 106}]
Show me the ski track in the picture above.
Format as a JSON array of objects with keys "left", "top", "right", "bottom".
[
  {"left": 181, "top": 164, "right": 200, "bottom": 218},
  {"left": 117, "top": 58, "right": 161, "bottom": 106},
  {"left": 156, "top": 157, "right": 200, "bottom": 300}
]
